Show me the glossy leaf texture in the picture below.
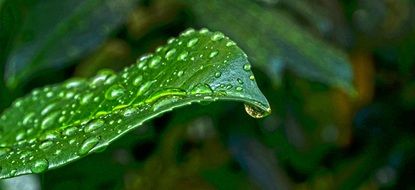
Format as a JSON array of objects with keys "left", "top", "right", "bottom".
[
  {"left": 187, "top": 0, "right": 354, "bottom": 92},
  {"left": 0, "top": 29, "right": 271, "bottom": 179},
  {"left": 3, "top": 0, "right": 138, "bottom": 90}
]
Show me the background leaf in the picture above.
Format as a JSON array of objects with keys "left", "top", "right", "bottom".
[
  {"left": 186, "top": 0, "right": 354, "bottom": 92},
  {"left": 3, "top": 0, "right": 138, "bottom": 91},
  {"left": 0, "top": 29, "right": 270, "bottom": 179}
]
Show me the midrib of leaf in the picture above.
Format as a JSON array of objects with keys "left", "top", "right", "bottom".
[{"left": 0, "top": 28, "right": 270, "bottom": 179}]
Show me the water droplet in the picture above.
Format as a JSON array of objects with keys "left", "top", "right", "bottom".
[
  {"left": 165, "top": 49, "right": 176, "bottom": 60},
  {"left": 41, "top": 103, "right": 57, "bottom": 115},
  {"left": 133, "top": 75, "right": 143, "bottom": 86},
  {"left": 182, "top": 28, "right": 195, "bottom": 36},
  {"left": 200, "top": 28, "right": 209, "bottom": 34},
  {"left": 244, "top": 104, "right": 269, "bottom": 118},
  {"left": 91, "top": 70, "right": 115, "bottom": 86},
  {"left": 80, "top": 93, "right": 94, "bottom": 105},
  {"left": 236, "top": 86, "right": 243, "bottom": 91},
  {"left": 152, "top": 96, "right": 181, "bottom": 111},
  {"left": 209, "top": 51, "right": 218, "bottom": 58},
  {"left": 84, "top": 119, "right": 105, "bottom": 133},
  {"left": 211, "top": 32, "right": 224, "bottom": 41},
  {"left": 41, "top": 112, "right": 59, "bottom": 129},
  {"left": 187, "top": 38, "right": 199, "bottom": 47},
  {"left": 249, "top": 75, "right": 255, "bottom": 81},
  {"left": 177, "top": 51, "right": 189, "bottom": 61},
  {"left": 226, "top": 41, "right": 236, "bottom": 47},
  {"left": 177, "top": 70, "right": 184, "bottom": 77},
  {"left": 237, "top": 78, "right": 244, "bottom": 84},
  {"left": 78, "top": 136, "right": 100, "bottom": 155},
  {"left": 214, "top": 72, "right": 222, "bottom": 78},
  {"left": 22, "top": 113, "right": 35, "bottom": 125},
  {"left": 64, "top": 78, "right": 85, "bottom": 89},
  {"left": 149, "top": 56, "right": 162, "bottom": 68},
  {"left": 31, "top": 159, "right": 49, "bottom": 173},
  {"left": 243, "top": 64, "right": 251, "bottom": 71},
  {"left": 63, "top": 127, "right": 78, "bottom": 136},
  {"left": 137, "top": 81, "right": 154, "bottom": 96},
  {"left": 190, "top": 84, "right": 213, "bottom": 95},
  {"left": 39, "top": 141, "right": 53, "bottom": 149},
  {"left": 105, "top": 85, "right": 125, "bottom": 100},
  {"left": 123, "top": 108, "right": 137, "bottom": 117}
]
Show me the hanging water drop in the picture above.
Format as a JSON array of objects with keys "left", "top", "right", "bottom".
[{"left": 244, "top": 104, "right": 269, "bottom": 118}]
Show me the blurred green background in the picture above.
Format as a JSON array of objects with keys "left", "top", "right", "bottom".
[{"left": 1, "top": 0, "right": 415, "bottom": 189}]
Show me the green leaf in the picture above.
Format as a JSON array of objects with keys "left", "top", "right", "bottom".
[
  {"left": 187, "top": 0, "right": 354, "bottom": 93},
  {"left": 3, "top": 0, "right": 138, "bottom": 90},
  {"left": 0, "top": 28, "right": 271, "bottom": 179}
]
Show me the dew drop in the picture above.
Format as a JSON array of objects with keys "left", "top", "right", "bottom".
[
  {"left": 249, "top": 75, "right": 255, "bottom": 81},
  {"left": 165, "top": 49, "right": 176, "bottom": 60},
  {"left": 84, "top": 119, "right": 105, "bottom": 133},
  {"left": 211, "top": 32, "right": 224, "bottom": 41},
  {"left": 22, "top": 113, "right": 35, "bottom": 125},
  {"left": 237, "top": 78, "right": 244, "bottom": 84},
  {"left": 236, "top": 86, "right": 243, "bottom": 91},
  {"left": 226, "top": 41, "right": 236, "bottom": 47},
  {"left": 214, "top": 72, "right": 222, "bottom": 78},
  {"left": 187, "top": 38, "right": 199, "bottom": 47},
  {"left": 123, "top": 108, "right": 137, "bottom": 117},
  {"left": 200, "top": 28, "right": 209, "bottom": 34},
  {"left": 39, "top": 141, "right": 53, "bottom": 149},
  {"left": 105, "top": 85, "right": 125, "bottom": 100},
  {"left": 64, "top": 78, "right": 84, "bottom": 89},
  {"left": 63, "top": 127, "right": 78, "bottom": 136},
  {"left": 244, "top": 104, "right": 269, "bottom": 118},
  {"left": 149, "top": 55, "right": 162, "bottom": 68},
  {"left": 41, "top": 112, "right": 60, "bottom": 129},
  {"left": 137, "top": 81, "right": 154, "bottom": 96},
  {"left": 177, "top": 70, "right": 184, "bottom": 77},
  {"left": 182, "top": 28, "right": 195, "bottom": 36},
  {"left": 31, "top": 159, "right": 49, "bottom": 173},
  {"left": 177, "top": 51, "right": 189, "bottom": 61},
  {"left": 133, "top": 75, "right": 143, "bottom": 86},
  {"left": 209, "top": 51, "right": 218, "bottom": 58},
  {"left": 243, "top": 64, "right": 251, "bottom": 71},
  {"left": 78, "top": 136, "right": 100, "bottom": 155},
  {"left": 80, "top": 93, "right": 94, "bottom": 105},
  {"left": 190, "top": 83, "right": 213, "bottom": 95}
]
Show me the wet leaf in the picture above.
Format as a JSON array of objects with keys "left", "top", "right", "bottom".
[
  {"left": 3, "top": 0, "right": 138, "bottom": 90},
  {"left": 0, "top": 28, "right": 271, "bottom": 178},
  {"left": 187, "top": 0, "right": 354, "bottom": 92}
]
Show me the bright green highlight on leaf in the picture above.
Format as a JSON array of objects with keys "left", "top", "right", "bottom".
[{"left": 0, "top": 28, "right": 271, "bottom": 179}]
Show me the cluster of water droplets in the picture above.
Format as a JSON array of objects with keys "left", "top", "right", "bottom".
[{"left": 0, "top": 28, "right": 268, "bottom": 178}]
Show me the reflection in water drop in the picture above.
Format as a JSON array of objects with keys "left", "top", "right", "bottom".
[{"left": 244, "top": 104, "right": 270, "bottom": 118}]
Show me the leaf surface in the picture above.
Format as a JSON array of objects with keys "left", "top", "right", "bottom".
[{"left": 0, "top": 29, "right": 270, "bottom": 178}]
